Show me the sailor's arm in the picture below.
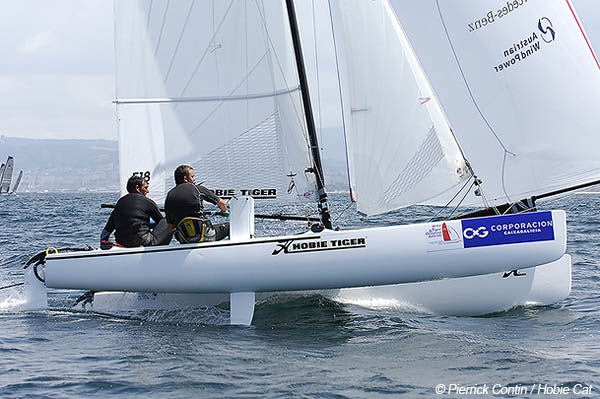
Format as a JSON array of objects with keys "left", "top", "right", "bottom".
[
  {"left": 217, "top": 199, "right": 227, "bottom": 213},
  {"left": 197, "top": 184, "right": 228, "bottom": 213},
  {"left": 147, "top": 200, "right": 164, "bottom": 224},
  {"left": 100, "top": 211, "right": 116, "bottom": 242}
]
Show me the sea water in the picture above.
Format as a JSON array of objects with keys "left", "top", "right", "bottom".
[{"left": 0, "top": 193, "right": 598, "bottom": 398}]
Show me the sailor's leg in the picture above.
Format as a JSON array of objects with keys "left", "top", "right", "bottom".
[
  {"left": 151, "top": 219, "right": 173, "bottom": 245},
  {"left": 212, "top": 222, "right": 230, "bottom": 241}
]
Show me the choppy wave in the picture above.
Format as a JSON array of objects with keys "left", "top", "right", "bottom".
[{"left": 0, "top": 192, "right": 599, "bottom": 398}]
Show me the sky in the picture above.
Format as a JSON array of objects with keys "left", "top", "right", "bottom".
[{"left": 0, "top": 0, "right": 598, "bottom": 141}]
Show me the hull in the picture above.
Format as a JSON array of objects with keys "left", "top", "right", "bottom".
[
  {"left": 43, "top": 211, "right": 567, "bottom": 293},
  {"left": 84, "top": 255, "right": 570, "bottom": 316},
  {"left": 333, "top": 254, "right": 571, "bottom": 316}
]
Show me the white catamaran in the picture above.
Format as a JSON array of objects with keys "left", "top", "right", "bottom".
[{"left": 23, "top": 0, "right": 598, "bottom": 324}]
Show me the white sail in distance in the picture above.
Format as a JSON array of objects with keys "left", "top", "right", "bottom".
[
  {"left": 114, "top": 1, "right": 317, "bottom": 205},
  {"left": 329, "top": 0, "right": 469, "bottom": 216},
  {"left": 11, "top": 171, "right": 23, "bottom": 194},
  {"left": 391, "top": 0, "right": 600, "bottom": 206},
  {"left": 0, "top": 156, "right": 14, "bottom": 194}
]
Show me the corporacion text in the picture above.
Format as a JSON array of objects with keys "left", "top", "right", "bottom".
[{"left": 435, "top": 383, "right": 593, "bottom": 395}]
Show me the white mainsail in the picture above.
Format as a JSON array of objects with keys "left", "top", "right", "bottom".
[
  {"left": 114, "top": 0, "right": 316, "bottom": 205},
  {"left": 390, "top": 0, "right": 600, "bottom": 207},
  {"left": 0, "top": 156, "right": 14, "bottom": 194},
  {"left": 329, "top": 0, "right": 469, "bottom": 216}
]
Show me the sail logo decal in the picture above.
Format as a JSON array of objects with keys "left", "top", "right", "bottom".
[
  {"left": 467, "top": 0, "right": 529, "bottom": 32},
  {"left": 493, "top": 18, "right": 557, "bottom": 73},
  {"left": 502, "top": 270, "right": 526, "bottom": 278},
  {"left": 425, "top": 221, "right": 464, "bottom": 252},
  {"left": 213, "top": 188, "right": 277, "bottom": 199},
  {"left": 461, "top": 211, "right": 554, "bottom": 248},
  {"left": 272, "top": 237, "right": 366, "bottom": 255},
  {"left": 538, "top": 17, "right": 555, "bottom": 43},
  {"left": 463, "top": 227, "right": 489, "bottom": 239}
]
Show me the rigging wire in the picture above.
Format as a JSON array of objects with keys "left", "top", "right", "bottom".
[
  {"left": 427, "top": 177, "right": 475, "bottom": 222},
  {"left": 165, "top": 1, "right": 196, "bottom": 80},
  {"left": 190, "top": 49, "right": 271, "bottom": 135},
  {"left": 179, "top": 0, "right": 235, "bottom": 97},
  {"left": 0, "top": 282, "right": 24, "bottom": 291},
  {"left": 154, "top": 0, "right": 171, "bottom": 56},
  {"left": 332, "top": 200, "right": 354, "bottom": 225},
  {"left": 446, "top": 180, "right": 478, "bottom": 220},
  {"left": 147, "top": 0, "right": 154, "bottom": 28},
  {"left": 311, "top": 0, "right": 324, "bottom": 150},
  {"left": 242, "top": 2, "right": 324, "bottom": 211},
  {"left": 327, "top": 0, "right": 353, "bottom": 197},
  {"left": 253, "top": 0, "right": 314, "bottom": 160}
]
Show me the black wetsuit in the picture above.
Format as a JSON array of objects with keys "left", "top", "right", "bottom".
[
  {"left": 101, "top": 193, "right": 171, "bottom": 247},
  {"left": 165, "top": 183, "right": 229, "bottom": 241}
]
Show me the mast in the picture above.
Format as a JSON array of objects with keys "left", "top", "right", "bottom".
[{"left": 285, "top": 0, "right": 332, "bottom": 229}]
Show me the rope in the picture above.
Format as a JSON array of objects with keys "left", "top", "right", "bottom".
[
  {"left": 0, "top": 282, "right": 24, "bottom": 291},
  {"left": 427, "top": 178, "right": 475, "bottom": 222},
  {"left": 332, "top": 201, "right": 354, "bottom": 225},
  {"left": 447, "top": 181, "right": 478, "bottom": 219}
]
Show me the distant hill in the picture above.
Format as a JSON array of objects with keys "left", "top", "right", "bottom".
[
  {"left": 0, "top": 134, "right": 349, "bottom": 193},
  {"left": 0, "top": 136, "right": 119, "bottom": 192}
]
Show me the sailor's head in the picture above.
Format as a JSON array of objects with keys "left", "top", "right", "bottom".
[
  {"left": 174, "top": 164, "right": 195, "bottom": 185},
  {"left": 126, "top": 175, "right": 149, "bottom": 196}
]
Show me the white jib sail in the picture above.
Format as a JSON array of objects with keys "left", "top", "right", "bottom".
[
  {"left": 114, "top": 1, "right": 316, "bottom": 205},
  {"left": 329, "top": 0, "right": 468, "bottom": 216},
  {"left": 0, "top": 156, "right": 14, "bottom": 194},
  {"left": 391, "top": 0, "right": 600, "bottom": 206}
]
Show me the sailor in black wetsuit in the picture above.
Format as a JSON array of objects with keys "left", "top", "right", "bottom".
[
  {"left": 100, "top": 176, "right": 172, "bottom": 248},
  {"left": 165, "top": 165, "right": 230, "bottom": 243}
]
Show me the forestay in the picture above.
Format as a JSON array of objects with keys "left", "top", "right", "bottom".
[
  {"left": 329, "top": 0, "right": 469, "bottom": 216},
  {"left": 114, "top": 1, "right": 316, "bottom": 205},
  {"left": 391, "top": 0, "right": 600, "bottom": 206}
]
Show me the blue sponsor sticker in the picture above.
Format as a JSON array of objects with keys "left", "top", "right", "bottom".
[{"left": 461, "top": 211, "right": 554, "bottom": 248}]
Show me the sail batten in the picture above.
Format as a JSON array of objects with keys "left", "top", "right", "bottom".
[{"left": 114, "top": 85, "right": 301, "bottom": 104}]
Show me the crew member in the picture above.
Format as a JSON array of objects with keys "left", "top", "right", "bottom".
[
  {"left": 100, "top": 175, "right": 172, "bottom": 248},
  {"left": 165, "top": 165, "right": 229, "bottom": 243}
]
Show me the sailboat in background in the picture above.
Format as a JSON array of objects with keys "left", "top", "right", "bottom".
[
  {"left": 10, "top": 171, "right": 23, "bottom": 194},
  {"left": 22, "top": 0, "right": 577, "bottom": 324},
  {"left": 0, "top": 156, "right": 14, "bottom": 194},
  {"left": 0, "top": 156, "right": 23, "bottom": 195}
]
